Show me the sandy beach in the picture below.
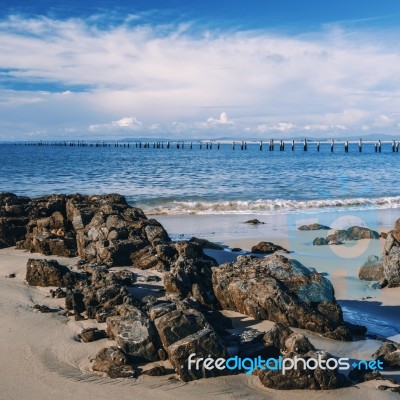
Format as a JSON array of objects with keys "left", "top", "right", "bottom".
[{"left": 1, "top": 206, "right": 400, "bottom": 400}]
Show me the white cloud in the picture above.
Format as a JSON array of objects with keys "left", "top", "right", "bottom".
[
  {"left": 207, "top": 112, "right": 234, "bottom": 126},
  {"left": 1, "top": 15, "right": 400, "bottom": 138}
]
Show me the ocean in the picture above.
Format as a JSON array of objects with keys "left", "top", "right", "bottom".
[{"left": 0, "top": 141, "right": 399, "bottom": 215}]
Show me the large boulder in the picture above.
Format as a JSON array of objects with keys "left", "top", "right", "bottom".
[
  {"left": 382, "top": 219, "right": 400, "bottom": 287},
  {"left": 358, "top": 255, "right": 384, "bottom": 281},
  {"left": 212, "top": 255, "right": 348, "bottom": 336},
  {"left": 164, "top": 242, "right": 219, "bottom": 309},
  {"left": 153, "top": 308, "right": 229, "bottom": 381},
  {"left": 26, "top": 259, "right": 72, "bottom": 287},
  {"left": 372, "top": 342, "right": 400, "bottom": 368},
  {"left": 106, "top": 305, "right": 160, "bottom": 361}
]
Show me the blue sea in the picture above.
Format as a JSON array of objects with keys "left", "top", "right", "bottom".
[{"left": 0, "top": 141, "right": 399, "bottom": 215}]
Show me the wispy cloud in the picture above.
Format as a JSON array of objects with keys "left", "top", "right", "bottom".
[{"left": 1, "top": 15, "right": 400, "bottom": 139}]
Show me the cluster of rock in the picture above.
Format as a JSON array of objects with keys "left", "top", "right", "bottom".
[
  {"left": 313, "top": 226, "right": 380, "bottom": 246},
  {"left": 0, "top": 192, "right": 181, "bottom": 271},
  {"left": 358, "top": 219, "right": 400, "bottom": 288}
]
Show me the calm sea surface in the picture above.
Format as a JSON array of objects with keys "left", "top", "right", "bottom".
[{"left": 0, "top": 142, "right": 399, "bottom": 215}]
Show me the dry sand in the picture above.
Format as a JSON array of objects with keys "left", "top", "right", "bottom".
[{"left": 1, "top": 247, "right": 400, "bottom": 400}]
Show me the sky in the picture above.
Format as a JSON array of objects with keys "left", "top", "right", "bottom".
[{"left": 1, "top": 0, "right": 400, "bottom": 140}]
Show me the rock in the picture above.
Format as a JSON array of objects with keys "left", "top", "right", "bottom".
[
  {"left": 382, "top": 220, "right": 400, "bottom": 287},
  {"left": 212, "top": 255, "right": 347, "bottom": 336},
  {"left": 142, "top": 365, "right": 166, "bottom": 376},
  {"left": 313, "top": 226, "right": 380, "bottom": 246},
  {"left": 153, "top": 308, "right": 229, "bottom": 381},
  {"left": 378, "top": 385, "right": 400, "bottom": 393},
  {"left": 380, "top": 232, "right": 388, "bottom": 239},
  {"left": 231, "top": 247, "right": 242, "bottom": 252},
  {"left": 164, "top": 242, "right": 219, "bottom": 309},
  {"left": 79, "top": 328, "right": 107, "bottom": 342},
  {"left": 26, "top": 259, "right": 72, "bottom": 287},
  {"left": 263, "top": 322, "right": 294, "bottom": 350},
  {"left": 244, "top": 219, "right": 265, "bottom": 225},
  {"left": 106, "top": 306, "right": 159, "bottom": 361},
  {"left": 7, "top": 273, "right": 16, "bottom": 278},
  {"left": 358, "top": 255, "right": 384, "bottom": 281},
  {"left": 167, "top": 328, "right": 229, "bottom": 382},
  {"left": 373, "top": 342, "right": 400, "bottom": 368},
  {"left": 148, "top": 302, "right": 177, "bottom": 321},
  {"left": 313, "top": 237, "right": 327, "bottom": 246},
  {"left": 50, "top": 287, "right": 66, "bottom": 298},
  {"left": 298, "top": 224, "right": 331, "bottom": 231},
  {"left": 33, "top": 304, "right": 53, "bottom": 313},
  {"left": 258, "top": 350, "right": 350, "bottom": 390},
  {"left": 284, "top": 333, "right": 315, "bottom": 354},
  {"left": 203, "top": 310, "right": 233, "bottom": 336},
  {"left": 348, "top": 367, "right": 382, "bottom": 382},
  {"left": 92, "top": 346, "right": 136, "bottom": 378},
  {"left": 251, "top": 241, "right": 288, "bottom": 254},
  {"left": 322, "top": 326, "right": 353, "bottom": 341},
  {"left": 189, "top": 237, "right": 224, "bottom": 250}
]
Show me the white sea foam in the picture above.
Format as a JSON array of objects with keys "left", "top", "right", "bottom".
[{"left": 143, "top": 196, "right": 400, "bottom": 215}]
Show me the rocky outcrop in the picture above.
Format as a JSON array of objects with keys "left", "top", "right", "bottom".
[
  {"left": 26, "top": 259, "right": 73, "bottom": 287},
  {"left": 382, "top": 219, "right": 400, "bottom": 287},
  {"left": 92, "top": 346, "right": 136, "bottom": 378},
  {"left": 244, "top": 219, "right": 265, "bottom": 225},
  {"left": 212, "top": 255, "right": 351, "bottom": 338},
  {"left": 258, "top": 323, "right": 350, "bottom": 390},
  {"left": 251, "top": 241, "right": 288, "bottom": 254},
  {"left": 313, "top": 226, "right": 379, "bottom": 246},
  {"left": 298, "top": 223, "right": 331, "bottom": 231},
  {"left": 1, "top": 192, "right": 178, "bottom": 271},
  {"left": 358, "top": 255, "right": 384, "bottom": 282},
  {"left": 164, "top": 242, "right": 219, "bottom": 309}
]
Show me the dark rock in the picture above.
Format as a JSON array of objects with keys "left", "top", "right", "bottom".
[
  {"left": 372, "top": 342, "right": 400, "bottom": 368},
  {"left": 79, "top": 327, "right": 107, "bottom": 342},
  {"left": 203, "top": 310, "right": 233, "bottom": 336},
  {"left": 258, "top": 350, "right": 350, "bottom": 390},
  {"left": 148, "top": 302, "right": 177, "bottom": 321},
  {"left": 7, "top": 273, "right": 16, "bottom": 278},
  {"left": 244, "top": 219, "right": 265, "bottom": 225},
  {"left": 313, "top": 237, "right": 327, "bottom": 246},
  {"left": 50, "top": 287, "right": 66, "bottom": 298},
  {"left": 164, "top": 242, "right": 219, "bottom": 309},
  {"left": 380, "top": 232, "right": 388, "bottom": 239},
  {"left": 153, "top": 308, "right": 229, "bottom": 381},
  {"left": 298, "top": 224, "right": 331, "bottom": 231},
  {"left": 33, "top": 304, "right": 53, "bottom": 313},
  {"left": 251, "top": 241, "right": 288, "bottom": 254},
  {"left": 92, "top": 346, "right": 136, "bottom": 378},
  {"left": 348, "top": 367, "right": 382, "bottom": 382},
  {"left": 323, "top": 326, "right": 353, "bottom": 341},
  {"left": 189, "top": 237, "right": 224, "bottom": 250},
  {"left": 231, "top": 247, "right": 242, "bottom": 252},
  {"left": 212, "top": 255, "right": 346, "bottom": 336},
  {"left": 106, "top": 305, "right": 159, "bottom": 361},
  {"left": 358, "top": 255, "right": 384, "bottom": 281},
  {"left": 378, "top": 385, "right": 400, "bottom": 393},
  {"left": 26, "top": 259, "right": 71, "bottom": 287},
  {"left": 142, "top": 365, "right": 166, "bottom": 376},
  {"left": 263, "top": 322, "right": 294, "bottom": 350}
]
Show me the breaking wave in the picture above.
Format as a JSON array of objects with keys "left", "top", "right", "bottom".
[{"left": 143, "top": 196, "right": 400, "bottom": 215}]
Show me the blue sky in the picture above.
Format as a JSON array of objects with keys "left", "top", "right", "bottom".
[{"left": 1, "top": 0, "right": 400, "bottom": 139}]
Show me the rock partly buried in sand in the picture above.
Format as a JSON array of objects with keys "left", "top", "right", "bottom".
[
  {"left": 26, "top": 259, "right": 73, "bottom": 287},
  {"left": 106, "top": 305, "right": 160, "bottom": 361},
  {"left": 164, "top": 242, "right": 219, "bottom": 309},
  {"left": 79, "top": 327, "right": 107, "bottom": 342},
  {"left": 382, "top": 219, "right": 400, "bottom": 287},
  {"left": 189, "top": 237, "right": 224, "bottom": 250},
  {"left": 373, "top": 342, "right": 400, "bottom": 368},
  {"left": 251, "top": 241, "right": 288, "bottom": 254},
  {"left": 212, "top": 255, "right": 352, "bottom": 338},
  {"left": 92, "top": 346, "right": 136, "bottom": 378},
  {"left": 153, "top": 308, "right": 229, "bottom": 381},
  {"left": 258, "top": 323, "right": 350, "bottom": 390},
  {"left": 358, "top": 255, "right": 384, "bottom": 282},
  {"left": 244, "top": 219, "right": 265, "bottom": 225},
  {"left": 298, "top": 223, "right": 331, "bottom": 231},
  {"left": 313, "top": 226, "right": 380, "bottom": 246}
]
